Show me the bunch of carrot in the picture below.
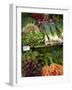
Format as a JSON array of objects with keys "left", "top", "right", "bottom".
[{"left": 41, "top": 63, "right": 63, "bottom": 76}]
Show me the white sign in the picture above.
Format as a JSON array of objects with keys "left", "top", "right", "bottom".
[{"left": 23, "top": 46, "right": 30, "bottom": 51}]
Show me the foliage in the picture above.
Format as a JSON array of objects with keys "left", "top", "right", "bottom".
[
  {"left": 40, "top": 22, "right": 63, "bottom": 39},
  {"left": 22, "top": 46, "right": 63, "bottom": 66},
  {"left": 21, "top": 13, "right": 37, "bottom": 28},
  {"left": 22, "top": 31, "right": 44, "bottom": 46}
]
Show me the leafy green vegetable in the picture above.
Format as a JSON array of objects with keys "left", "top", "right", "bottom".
[
  {"left": 21, "top": 13, "right": 37, "bottom": 28},
  {"left": 22, "top": 31, "right": 44, "bottom": 46},
  {"left": 40, "top": 22, "right": 63, "bottom": 40},
  {"left": 22, "top": 45, "right": 63, "bottom": 66},
  {"left": 21, "top": 13, "right": 63, "bottom": 67},
  {"left": 55, "top": 23, "right": 63, "bottom": 37}
]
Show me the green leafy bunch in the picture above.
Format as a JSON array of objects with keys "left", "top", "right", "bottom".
[
  {"left": 40, "top": 22, "right": 63, "bottom": 40},
  {"left": 22, "top": 46, "right": 63, "bottom": 66},
  {"left": 22, "top": 31, "right": 44, "bottom": 46}
]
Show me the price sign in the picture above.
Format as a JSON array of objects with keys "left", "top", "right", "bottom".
[{"left": 23, "top": 46, "right": 30, "bottom": 51}]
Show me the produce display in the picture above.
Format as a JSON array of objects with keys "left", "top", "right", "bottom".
[{"left": 21, "top": 13, "right": 63, "bottom": 77}]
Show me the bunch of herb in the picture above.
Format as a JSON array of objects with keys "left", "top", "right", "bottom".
[{"left": 22, "top": 31, "right": 44, "bottom": 46}]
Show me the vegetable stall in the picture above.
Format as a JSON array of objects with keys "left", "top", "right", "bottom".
[{"left": 21, "top": 13, "right": 63, "bottom": 77}]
